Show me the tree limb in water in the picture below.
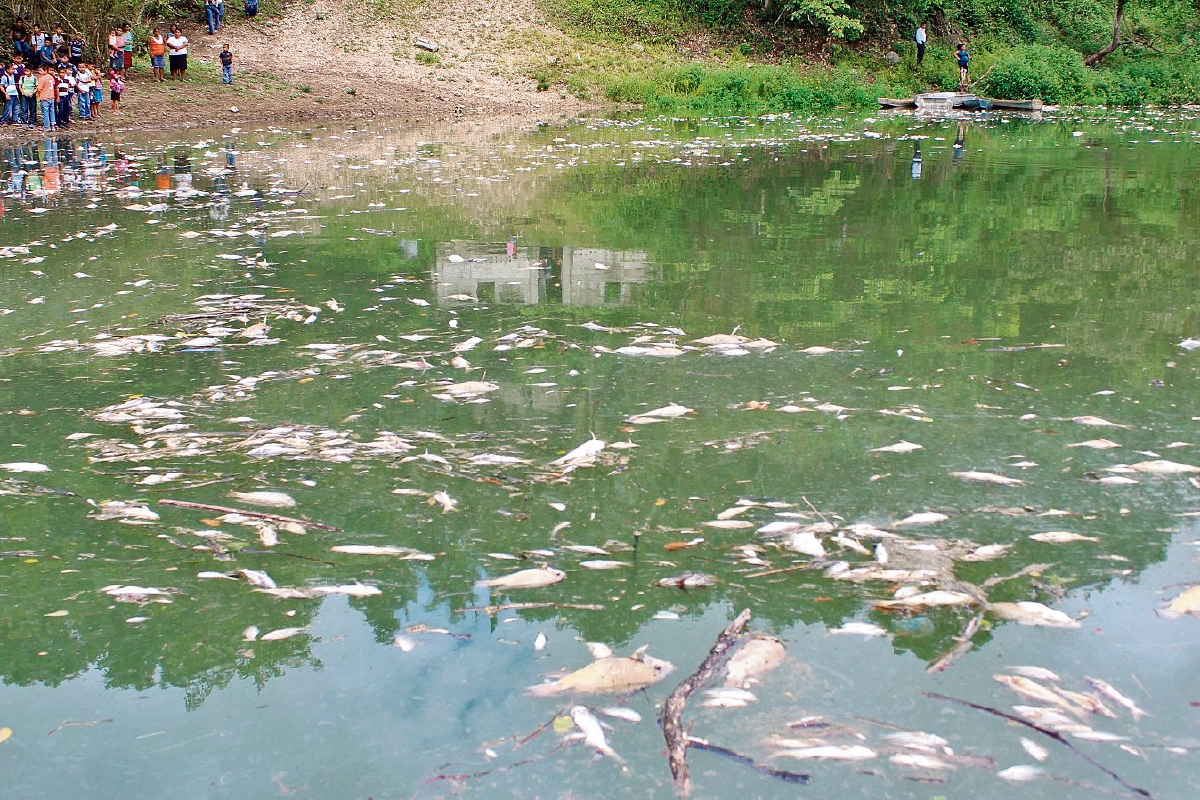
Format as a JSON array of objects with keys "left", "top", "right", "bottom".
[
  {"left": 923, "top": 692, "right": 1151, "bottom": 798},
  {"left": 663, "top": 608, "right": 752, "bottom": 798},
  {"left": 455, "top": 602, "right": 605, "bottom": 615},
  {"left": 686, "top": 736, "right": 809, "bottom": 785},
  {"left": 157, "top": 498, "right": 342, "bottom": 531}
]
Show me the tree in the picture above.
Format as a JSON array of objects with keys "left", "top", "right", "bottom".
[{"left": 1084, "top": 0, "right": 1130, "bottom": 65}]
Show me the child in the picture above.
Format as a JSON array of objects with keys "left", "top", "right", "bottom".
[
  {"left": 75, "top": 63, "right": 93, "bottom": 120},
  {"left": 1, "top": 64, "right": 18, "bottom": 125},
  {"left": 219, "top": 43, "right": 232, "bottom": 84},
  {"left": 110, "top": 69, "right": 125, "bottom": 112},
  {"left": 91, "top": 66, "right": 104, "bottom": 118},
  {"left": 56, "top": 66, "right": 74, "bottom": 128}
]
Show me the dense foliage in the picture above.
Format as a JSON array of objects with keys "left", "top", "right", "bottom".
[{"left": 541, "top": 0, "right": 1200, "bottom": 107}]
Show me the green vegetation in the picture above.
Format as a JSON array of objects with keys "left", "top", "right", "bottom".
[{"left": 530, "top": 0, "right": 1200, "bottom": 110}]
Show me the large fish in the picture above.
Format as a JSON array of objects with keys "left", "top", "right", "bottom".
[
  {"left": 724, "top": 634, "right": 786, "bottom": 688},
  {"left": 527, "top": 656, "right": 674, "bottom": 697},
  {"left": 476, "top": 566, "right": 565, "bottom": 590}
]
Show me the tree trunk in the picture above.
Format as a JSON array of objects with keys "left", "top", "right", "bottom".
[{"left": 1084, "top": 0, "right": 1128, "bottom": 66}]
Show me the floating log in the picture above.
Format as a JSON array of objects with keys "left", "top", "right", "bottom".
[{"left": 879, "top": 93, "right": 1042, "bottom": 112}]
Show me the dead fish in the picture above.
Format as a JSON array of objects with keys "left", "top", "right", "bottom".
[
  {"left": 259, "top": 627, "right": 307, "bottom": 641},
  {"left": 580, "top": 560, "right": 632, "bottom": 570},
  {"left": 570, "top": 706, "right": 625, "bottom": 765},
  {"left": 1012, "top": 705, "right": 1091, "bottom": 733},
  {"left": 441, "top": 380, "right": 499, "bottom": 397},
  {"left": 1072, "top": 415, "right": 1128, "bottom": 428},
  {"left": 894, "top": 511, "right": 948, "bottom": 526},
  {"left": 563, "top": 545, "right": 608, "bottom": 555},
  {"left": 773, "top": 745, "right": 877, "bottom": 761},
  {"left": 600, "top": 707, "right": 642, "bottom": 724},
  {"left": 994, "top": 676, "right": 1077, "bottom": 712},
  {"left": 1071, "top": 730, "right": 1131, "bottom": 742},
  {"left": 534, "top": 632, "right": 548, "bottom": 651},
  {"left": 700, "top": 688, "right": 757, "bottom": 708},
  {"left": 724, "top": 634, "right": 786, "bottom": 688},
  {"left": 787, "top": 531, "right": 826, "bottom": 557},
  {"left": 429, "top": 491, "right": 458, "bottom": 513},
  {"left": 1125, "top": 459, "right": 1200, "bottom": 475},
  {"left": 1029, "top": 531, "right": 1098, "bottom": 544},
  {"left": 877, "top": 591, "right": 976, "bottom": 609},
  {"left": 889, "top": 753, "right": 955, "bottom": 770},
  {"left": 997, "top": 764, "right": 1044, "bottom": 782},
  {"left": 1007, "top": 666, "right": 1060, "bottom": 682},
  {"left": 227, "top": 490, "right": 296, "bottom": 508},
  {"left": 1, "top": 462, "right": 51, "bottom": 473},
  {"left": 330, "top": 545, "right": 433, "bottom": 559},
  {"left": 961, "top": 543, "right": 1010, "bottom": 561},
  {"left": 241, "top": 625, "right": 259, "bottom": 642},
  {"left": 238, "top": 568, "right": 277, "bottom": 589},
  {"left": 101, "top": 584, "right": 173, "bottom": 603},
  {"left": 477, "top": 567, "right": 566, "bottom": 590},
  {"left": 526, "top": 656, "right": 674, "bottom": 696},
  {"left": 872, "top": 441, "right": 923, "bottom": 453},
  {"left": 1053, "top": 687, "right": 1116, "bottom": 718},
  {"left": 1020, "top": 737, "right": 1049, "bottom": 762},
  {"left": 828, "top": 622, "right": 887, "bottom": 637},
  {"left": 1066, "top": 439, "right": 1121, "bottom": 449},
  {"left": 884, "top": 731, "right": 949, "bottom": 750},
  {"left": 1163, "top": 585, "right": 1200, "bottom": 617},
  {"left": 311, "top": 584, "right": 382, "bottom": 597},
  {"left": 950, "top": 471, "right": 1025, "bottom": 486},
  {"left": 552, "top": 439, "right": 607, "bottom": 472},
  {"left": 702, "top": 519, "right": 755, "bottom": 530},
  {"left": 1084, "top": 676, "right": 1149, "bottom": 720},
  {"left": 585, "top": 642, "right": 614, "bottom": 659},
  {"left": 989, "top": 601, "right": 1081, "bottom": 629},
  {"left": 658, "top": 573, "right": 719, "bottom": 589}
]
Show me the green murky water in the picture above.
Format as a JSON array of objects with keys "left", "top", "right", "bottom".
[{"left": 1, "top": 110, "right": 1199, "bottom": 798}]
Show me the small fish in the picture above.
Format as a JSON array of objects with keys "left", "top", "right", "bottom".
[
  {"left": 1029, "top": 531, "right": 1098, "bottom": 544},
  {"left": 429, "top": 491, "right": 458, "bottom": 513},
  {"left": 1012, "top": 705, "right": 1090, "bottom": 733},
  {"left": 702, "top": 519, "right": 755, "bottom": 530},
  {"left": 1072, "top": 415, "right": 1128, "bottom": 428},
  {"left": 527, "top": 656, "right": 674, "bottom": 697},
  {"left": 1020, "top": 737, "right": 1049, "bottom": 762},
  {"left": 534, "top": 632, "right": 548, "bottom": 651},
  {"left": 828, "top": 621, "right": 887, "bottom": 637},
  {"left": 994, "top": 676, "right": 1077, "bottom": 712},
  {"left": 889, "top": 753, "right": 954, "bottom": 770},
  {"left": 1007, "top": 666, "right": 1060, "bottom": 682},
  {"left": 1066, "top": 439, "right": 1121, "bottom": 449},
  {"left": 570, "top": 706, "right": 625, "bottom": 765},
  {"left": 1054, "top": 687, "right": 1115, "bottom": 718},
  {"left": 241, "top": 625, "right": 259, "bottom": 642},
  {"left": 227, "top": 490, "right": 298, "bottom": 509},
  {"left": 950, "top": 471, "right": 1025, "bottom": 486},
  {"left": 787, "top": 531, "right": 826, "bottom": 557},
  {"left": 989, "top": 601, "right": 1080, "bottom": 629},
  {"left": 884, "top": 731, "right": 949, "bottom": 749},
  {"left": 872, "top": 441, "right": 923, "bottom": 453},
  {"left": 894, "top": 512, "right": 948, "bottom": 526},
  {"left": 773, "top": 745, "right": 877, "bottom": 761},
  {"left": 585, "top": 642, "right": 614, "bottom": 659},
  {"left": 1084, "top": 677, "right": 1149, "bottom": 720},
  {"left": 599, "top": 707, "right": 642, "bottom": 724},
  {"left": 1125, "top": 459, "right": 1200, "bottom": 475},
  {"left": 997, "top": 765, "right": 1044, "bottom": 782},
  {"left": 724, "top": 634, "right": 786, "bottom": 688},
  {"left": 1071, "top": 730, "right": 1131, "bottom": 742},
  {"left": 331, "top": 545, "right": 433, "bottom": 559},
  {"left": 700, "top": 688, "right": 757, "bottom": 708},
  {"left": 476, "top": 567, "right": 566, "bottom": 590},
  {"left": 877, "top": 591, "right": 976, "bottom": 609},
  {"left": 259, "top": 627, "right": 307, "bottom": 641},
  {"left": 312, "top": 584, "right": 382, "bottom": 597},
  {"left": 658, "top": 572, "right": 719, "bottom": 589},
  {"left": 580, "top": 560, "right": 632, "bottom": 570},
  {"left": 238, "top": 569, "right": 277, "bottom": 589}
]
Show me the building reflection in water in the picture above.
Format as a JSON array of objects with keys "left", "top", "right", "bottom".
[{"left": 434, "top": 240, "right": 655, "bottom": 307}]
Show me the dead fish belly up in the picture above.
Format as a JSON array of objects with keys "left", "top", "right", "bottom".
[
  {"left": 724, "top": 635, "right": 786, "bottom": 688},
  {"left": 527, "top": 657, "right": 674, "bottom": 697}
]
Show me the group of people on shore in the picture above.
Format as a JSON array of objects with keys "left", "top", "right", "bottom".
[
  {"left": 3, "top": 16, "right": 234, "bottom": 132},
  {"left": 912, "top": 22, "right": 971, "bottom": 87}
]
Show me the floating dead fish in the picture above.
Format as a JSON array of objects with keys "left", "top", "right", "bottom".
[
  {"left": 586, "top": 642, "right": 614, "bottom": 659},
  {"left": 393, "top": 635, "right": 418, "bottom": 652},
  {"left": 242, "top": 626, "right": 259, "bottom": 642},
  {"left": 88, "top": 501, "right": 160, "bottom": 524},
  {"left": 658, "top": 573, "right": 719, "bottom": 589},
  {"left": 877, "top": 591, "right": 976, "bottom": 609},
  {"left": 950, "top": 471, "right": 1025, "bottom": 486},
  {"left": 1020, "top": 737, "right": 1049, "bottom": 762},
  {"left": 227, "top": 490, "right": 296, "bottom": 508},
  {"left": 570, "top": 706, "right": 625, "bottom": 765},
  {"left": 527, "top": 655, "right": 674, "bottom": 696},
  {"left": 580, "top": 560, "right": 631, "bottom": 570},
  {"left": 600, "top": 707, "right": 642, "bottom": 723},
  {"left": 774, "top": 745, "right": 877, "bottom": 761},
  {"left": 534, "top": 632, "right": 547, "bottom": 651},
  {"left": 469, "top": 453, "right": 530, "bottom": 466},
  {"left": 440, "top": 381, "right": 499, "bottom": 398},
  {"left": 700, "top": 688, "right": 758, "bottom": 708},
  {"left": 994, "top": 676, "right": 1077, "bottom": 712},
  {"left": 330, "top": 545, "right": 433, "bottom": 559},
  {"left": 1072, "top": 416, "right": 1127, "bottom": 428},
  {"left": 756, "top": 520, "right": 803, "bottom": 535},
  {"left": 895, "top": 511, "right": 948, "bottom": 526},
  {"left": 1094, "top": 475, "right": 1140, "bottom": 485},
  {"left": 800, "top": 346, "right": 839, "bottom": 355},
  {"left": 625, "top": 403, "right": 694, "bottom": 424},
  {"left": 990, "top": 601, "right": 1080, "bottom": 629},
  {"left": 787, "top": 531, "right": 826, "bottom": 558},
  {"left": 551, "top": 439, "right": 606, "bottom": 472},
  {"left": 1, "top": 462, "right": 51, "bottom": 473},
  {"left": 101, "top": 585, "right": 173, "bottom": 603},
  {"left": 563, "top": 545, "right": 608, "bottom": 555},
  {"left": 1066, "top": 439, "right": 1121, "bottom": 449},
  {"left": 702, "top": 519, "right": 755, "bottom": 530},
  {"left": 1071, "top": 730, "right": 1131, "bottom": 742},
  {"left": 1029, "top": 531, "right": 1097, "bottom": 544},
  {"left": 889, "top": 753, "right": 955, "bottom": 770},
  {"left": 198, "top": 571, "right": 237, "bottom": 580},
  {"left": 1161, "top": 585, "right": 1200, "bottom": 617},
  {"left": 884, "top": 731, "right": 949, "bottom": 750},
  {"left": 238, "top": 569, "right": 277, "bottom": 589},
  {"left": 724, "top": 634, "right": 786, "bottom": 688},
  {"left": 452, "top": 336, "right": 483, "bottom": 352},
  {"left": 429, "top": 491, "right": 458, "bottom": 513},
  {"left": 1084, "top": 676, "right": 1149, "bottom": 720},
  {"left": 693, "top": 334, "right": 748, "bottom": 346},
  {"left": 961, "top": 543, "right": 1010, "bottom": 561},
  {"left": 311, "top": 584, "right": 382, "bottom": 597},
  {"left": 1124, "top": 459, "right": 1200, "bottom": 475},
  {"left": 259, "top": 627, "right": 307, "bottom": 641},
  {"left": 477, "top": 567, "right": 566, "bottom": 590},
  {"left": 1008, "top": 666, "right": 1060, "bottom": 682},
  {"left": 997, "top": 765, "right": 1043, "bottom": 782},
  {"left": 828, "top": 621, "right": 887, "bottom": 637},
  {"left": 872, "top": 441, "right": 923, "bottom": 453}
]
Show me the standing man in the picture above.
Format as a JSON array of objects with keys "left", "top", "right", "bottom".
[
  {"left": 914, "top": 23, "right": 926, "bottom": 65},
  {"left": 205, "top": 0, "right": 221, "bottom": 35}
]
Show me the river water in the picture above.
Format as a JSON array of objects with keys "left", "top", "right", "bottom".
[{"left": 0, "top": 110, "right": 1198, "bottom": 798}]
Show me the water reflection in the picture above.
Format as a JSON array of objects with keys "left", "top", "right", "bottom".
[{"left": 435, "top": 241, "right": 655, "bottom": 306}]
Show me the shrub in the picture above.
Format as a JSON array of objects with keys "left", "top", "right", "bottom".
[{"left": 979, "top": 44, "right": 1093, "bottom": 103}]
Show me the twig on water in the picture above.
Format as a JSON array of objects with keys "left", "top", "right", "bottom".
[
  {"left": 455, "top": 602, "right": 605, "bottom": 615},
  {"left": 923, "top": 692, "right": 1151, "bottom": 798},
  {"left": 686, "top": 736, "right": 809, "bottom": 785},
  {"left": 663, "top": 608, "right": 752, "bottom": 798},
  {"left": 157, "top": 498, "right": 342, "bottom": 531}
]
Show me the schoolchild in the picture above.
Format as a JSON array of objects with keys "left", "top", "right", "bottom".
[{"left": 219, "top": 43, "right": 232, "bottom": 84}]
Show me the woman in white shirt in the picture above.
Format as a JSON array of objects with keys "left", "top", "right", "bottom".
[{"left": 166, "top": 27, "right": 189, "bottom": 81}]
